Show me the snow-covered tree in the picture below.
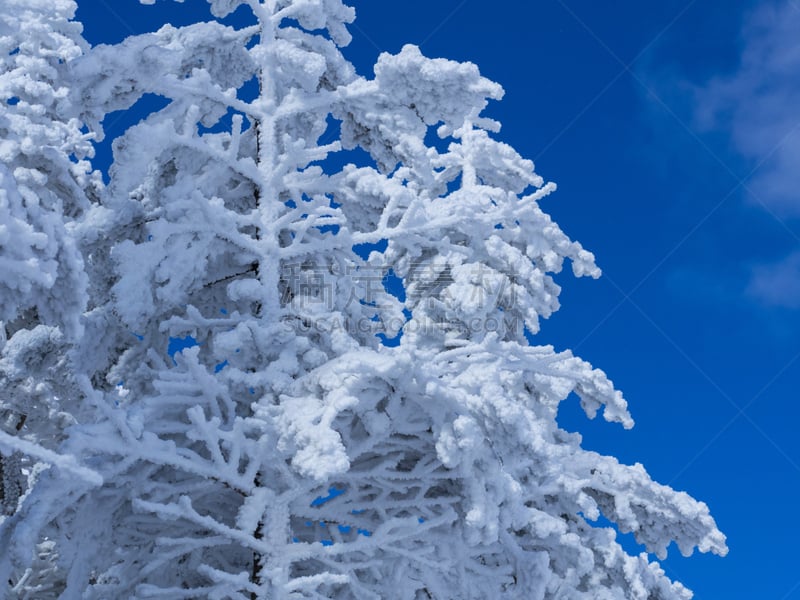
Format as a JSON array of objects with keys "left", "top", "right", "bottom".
[
  {"left": 0, "top": 0, "right": 726, "bottom": 598},
  {"left": 0, "top": 0, "right": 96, "bottom": 516}
]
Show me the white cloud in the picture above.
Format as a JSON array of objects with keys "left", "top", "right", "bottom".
[
  {"left": 695, "top": 2, "right": 800, "bottom": 309},
  {"left": 696, "top": 1, "right": 800, "bottom": 216},
  {"left": 747, "top": 251, "right": 800, "bottom": 309}
]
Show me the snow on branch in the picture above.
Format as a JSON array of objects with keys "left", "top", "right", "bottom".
[{"left": 0, "top": 430, "right": 102, "bottom": 487}]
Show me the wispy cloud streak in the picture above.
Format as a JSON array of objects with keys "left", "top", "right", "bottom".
[{"left": 696, "top": 2, "right": 800, "bottom": 217}]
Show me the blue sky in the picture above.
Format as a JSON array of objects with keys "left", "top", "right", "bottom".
[{"left": 77, "top": 1, "right": 800, "bottom": 597}]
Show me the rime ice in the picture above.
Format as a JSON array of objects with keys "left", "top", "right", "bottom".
[{"left": 0, "top": 1, "right": 725, "bottom": 598}]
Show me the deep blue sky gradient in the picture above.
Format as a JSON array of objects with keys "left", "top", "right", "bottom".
[{"left": 76, "top": 1, "right": 800, "bottom": 597}]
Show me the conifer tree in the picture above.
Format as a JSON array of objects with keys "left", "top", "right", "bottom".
[{"left": 0, "top": 1, "right": 726, "bottom": 598}]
